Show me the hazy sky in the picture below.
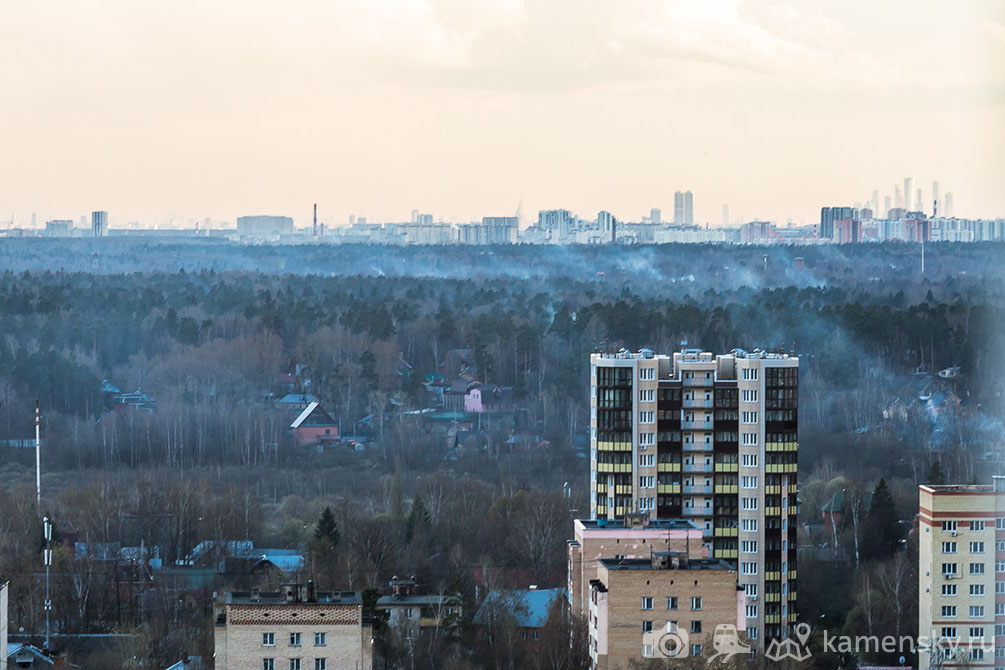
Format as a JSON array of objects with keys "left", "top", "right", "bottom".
[{"left": 1, "top": 0, "right": 1003, "bottom": 228}]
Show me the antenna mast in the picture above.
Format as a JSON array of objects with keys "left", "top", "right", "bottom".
[{"left": 35, "top": 400, "right": 41, "bottom": 511}]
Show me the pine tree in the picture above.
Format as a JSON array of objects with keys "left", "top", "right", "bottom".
[
  {"left": 862, "top": 478, "right": 900, "bottom": 561},
  {"left": 314, "top": 506, "right": 339, "bottom": 550},
  {"left": 927, "top": 460, "right": 946, "bottom": 486}
]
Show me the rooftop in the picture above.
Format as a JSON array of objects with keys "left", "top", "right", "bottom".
[
  {"left": 577, "top": 518, "right": 698, "bottom": 531},
  {"left": 600, "top": 553, "right": 733, "bottom": 571},
  {"left": 226, "top": 587, "right": 361, "bottom": 606}
]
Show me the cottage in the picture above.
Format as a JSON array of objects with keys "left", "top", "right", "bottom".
[{"left": 290, "top": 401, "right": 339, "bottom": 446}]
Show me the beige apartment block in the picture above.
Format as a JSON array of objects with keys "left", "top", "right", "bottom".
[
  {"left": 214, "top": 583, "right": 373, "bottom": 670},
  {"left": 568, "top": 517, "right": 704, "bottom": 621},
  {"left": 589, "top": 348, "right": 798, "bottom": 646},
  {"left": 588, "top": 553, "right": 744, "bottom": 670},
  {"left": 919, "top": 479, "right": 1005, "bottom": 670}
]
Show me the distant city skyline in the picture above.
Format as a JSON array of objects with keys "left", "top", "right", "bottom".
[{"left": 1, "top": 1, "right": 1003, "bottom": 226}]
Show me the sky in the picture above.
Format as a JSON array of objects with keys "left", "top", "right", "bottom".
[{"left": 1, "top": 0, "right": 1003, "bottom": 228}]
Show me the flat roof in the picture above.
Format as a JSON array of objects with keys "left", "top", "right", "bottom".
[
  {"left": 227, "top": 591, "right": 361, "bottom": 606},
  {"left": 599, "top": 557, "right": 733, "bottom": 571},
  {"left": 577, "top": 518, "right": 698, "bottom": 530}
]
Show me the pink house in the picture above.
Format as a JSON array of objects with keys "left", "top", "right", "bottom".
[
  {"left": 290, "top": 401, "right": 338, "bottom": 446},
  {"left": 464, "top": 384, "right": 512, "bottom": 413}
]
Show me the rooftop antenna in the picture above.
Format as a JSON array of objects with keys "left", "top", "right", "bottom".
[
  {"left": 44, "top": 514, "right": 52, "bottom": 650},
  {"left": 313, "top": 203, "right": 318, "bottom": 238}
]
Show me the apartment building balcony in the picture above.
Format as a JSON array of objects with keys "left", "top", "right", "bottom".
[
  {"left": 682, "top": 463, "right": 714, "bottom": 473},
  {"left": 682, "top": 508, "right": 712, "bottom": 517},
  {"left": 714, "top": 527, "right": 738, "bottom": 537},
  {"left": 765, "top": 593, "right": 781, "bottom": 603},
  {"left": 657, "top": 462, "right": 682, "bottom": 473},
  {"left": 714, "top": 484, "right": 739, "bottom": 494},
  {"left": 682, "top": 442, "right": 714, "bottom": 452},
  {"left": 765, "top": 441, "right": 798, "bottom": 452},
  {"left": 765, "top": 464, "right": 797, "bottom": 474},
  {"left": 682, "top": 485, "right": 713, "bottom": 494},
  {"left": 765, "top": 506, "right": 782, "bottom": 517},
  {"left": 614, "top": 485, "right": 633, "bottom": 495},
  {"left": 597, "top": 441, "right": 632, "bottom": 452},
  {"left": 682, "top": 398, "right": 714, "bottom": 409},
  {"left": 765, "top": 571, "right": 781, "bottom": 582},
  {"left": 683, "top": 378, "right": 713, "bottom": 388},
  {"left": 765, "top": 485, "right": 782, "bottom": 495},
  {"left": 714, "top": 549, "right": 738, "bottom": 559},
  {"left": 596, "top": 484, "right": 607, "bottom": 494},
  {"left": 657, "top": 484, "right": 681, "bottom": 494},
  {"left": 681, "top": 421, "right": 713, "bottom": 431},
  {"left": 765, "top": 615, "right": 781, "bottom": 625},
  {"left": 597, "top": 463, "right": 632, "bottom": 474},
  {"left": 714, "top": 462, "right": 739, "bottom": 473}
]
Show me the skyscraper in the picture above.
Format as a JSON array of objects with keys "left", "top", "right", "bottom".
[
  {"left": 674, "top": 192, "right": 685, "bottom": 225},
  {"left": 590, "top": 348, "right": 799, "bottom": 642},
  {"left": 684, "top": 191, "right": 694, "bottom": 225},
  {"left": 904, "top": 177, "right": 913, "bottom": 211},
  {"left": 933, "top": 181, "right": 940, "bottom": 216},
  {"left": 649, "top": 208, "right": 661, "bottom": 225},
  {"left": 820, "top": 206, "right": 855, "bottom": 240},
  {"left": 917, "top": 189, "right": 923, "bottom": 214},
  {"left": 884, "top": 196, "right": 892, "bottom": 218},
  {"left": 91, "top": 211, "right": 107, "bottom": 237}
]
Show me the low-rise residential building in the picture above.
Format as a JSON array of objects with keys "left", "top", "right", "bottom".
[
  {"left": 919, "top": 479, "right": 1005, "bottom": 670},
  {"left": 568, "top": 516, "right": 705, "bottom": 621},
  {"left": 588, "top": 553, "right": 745, "bottom": 670},
  {"left": 290, "top": 401, "right": 339, "bottom": 446},
  {"left": 214, "top": 582, "right": 373, "bottom": 670},
  {"left": 473, "top": 586, "right": 565, "bottom": 644},
  {"left": 376, "top": 577, "right": 461, "bottom": 634}
]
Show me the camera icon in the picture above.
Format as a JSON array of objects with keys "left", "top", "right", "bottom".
[{"left": 643, "top": 628, "right": 690, "bottom": 658}]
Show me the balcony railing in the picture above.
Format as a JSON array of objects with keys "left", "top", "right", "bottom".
[
  {"left": 682, "top": 398, "right": 714, "bottom": 409},
  {"left": 682, "top": 463, "right": 714, "bottom": 473},
  {"left": 682, "top": 485, "right": 713, "bottom": 494},
  {"left": 681, "top": 421, "right": 713, "bottom": 431},
  {"left": 682, "top": 442, "right": 714, "bottom": 452}
]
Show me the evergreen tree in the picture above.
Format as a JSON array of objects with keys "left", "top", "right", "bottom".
[
  {"left": 927, "top": 460, "right": 946, "bottom": 486},
  {"left": 314, "top": 506, "right": 339, "bottom": 550},
  {"left": 862, "top": 478, "right": 901, "bottom": 561}
]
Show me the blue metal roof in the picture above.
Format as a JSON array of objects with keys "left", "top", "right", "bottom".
[{"left": 473, "top": 587, "right": 565, "bottom": 628}]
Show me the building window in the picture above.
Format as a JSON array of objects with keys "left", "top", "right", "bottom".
[
  {"left": 290, "top": 633, "right": 302, "bottom": 647},
  {"left": 642, "top": 621, "right": 653, "bottom": 633},
  {"left": 741, "top": 541, "right": 758, "bottom": 554},
  {"left": 639, "top": 454, "right": 655, "bottom": 467},
  {"left": 942, "top": 563, "right": 958, "bottom": 576},
  {"left": 973, "top": 649, "right": 985, "bottom": 661},
  {"left": 289, "top": 660, "right": 301, "bottom": 670},
  {"left": 263, "top": 633, "right": 276, "bottom": 647},
  {"left": 314, "top": 660, "right": 326, "bottom": 670},
  {"left": 971, "top": 542, "right": 985, "bottom": 554},
  {"left": 998, "top": 603, "right": 1005, "bottom": 616},
  {"left": 640, "top": 432, "right": 655, "bottom": 446},
  {"left": 970, "top": 606, "right": 985, "bottom": 618},
  {"left": 741, "top": 498, "right": 758, "bottom": 511},
  {"left": 942, "top": 521, "right": 957, "bottom": 532},
  {"left": 941, "top": 627, "right": 957, "bottom": 638},
  {"left": 741, "top": 390, "right": 758, "bottom": 403},
  {"left": 639, "top": 476, "right": 655, "bottom": 488},
  {"left": 746, "top": 605, "right": 758, "bottom": 618},
  {"left": 746, "top": 627, "right": 758, "bottom": 640},
  {"left": 942, "top": 542, "right": 957, "bottom": 554},
  {"left": 741, "top": 411, "right": 758, "bottom": 424},
  {"left": 666, "top": 621, "right": 679, "bottom": 633},
  {"left": 971, "top": 563, "right": 986, "bottom": 575},
  {"left": 744, "top": 584, "right": 758, "bottom": 598},
  {"left": 639, "top": 411, "right": 655, "bottom": 424},
  {"left": 942, "top": 584, "right": 957, "bottom": 596},
  {"left": 741, "top": 562, "right": 758, "bottom": 575},
  {"left": 741, "top": 519, "right": 758, "bottom": 532},
  {"left": 667, "top": 597, "right": 678, "bottom": 610},
  {"left": 741, "top": 454, "right": 758, "bottom": 467},
  {"left": 691, "top": 644, "right": 703, "bottom": 656},
  {"left": 972, "top": 521, "right": 986, "bottom": 531},
  {"left": 640, "top": 368, "right": 655, "bottom": 381},
  {"left": 691, "top": 621, "right": 702, "bottom": 633},
  {"left": 971, "top": 584, "right": 985, "bottom": 596},
  {"left": 970, "top": 627, "right": 985, "bottom": 639},
  {"left": 691, "top": 597, "right": 702, "bottom": 611},
  {"left": 263, "top": 661, "right": 275, "bottom": 670},
  {"left": 642, "top": 597, "right": 654, "bottom": 610},
  {"left": 942, "top": 606, "right": 957, "bottom": 618},
  {"left": 997, "top": 518, "right": 1005, "bottom": 530},
  {"left": 314, "top": 633, "right": 326, "bottom": 646},
  {"left": 741, "top": 433, "right": 758, "bottom": 446}
]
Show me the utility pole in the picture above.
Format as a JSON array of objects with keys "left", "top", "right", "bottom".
[
  {"left": 35, "top": 400, "right": 41, "bottom": 510},
  {"left": 44, "top": 515, "right": 52, "bottom": 650}
]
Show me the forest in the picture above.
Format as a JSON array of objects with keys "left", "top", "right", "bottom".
[{"left": 0, "top": 240, "right": 1002, "bottom": 669}]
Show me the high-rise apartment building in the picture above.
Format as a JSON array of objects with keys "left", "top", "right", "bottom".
[
  {"left": 933, "top": 181, "right": 940, "bottom": 216},
  {"left": 673, "top": 192, "right": 693, "bottom": 226},
  {"left": 684, "top": 191, "right": 693, "bottom": 225},
  {"left": 819, "top": 206, "right": 856, "bottom": 240},
  {"left": 590, "top": 348, "right": 798, "bottom": 642},
  {"left": 918, "top": 480, "right": 1005, "bottom": 670},
  {"left": 91, "top": 211, "right": 108, "bottom": 237}
]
